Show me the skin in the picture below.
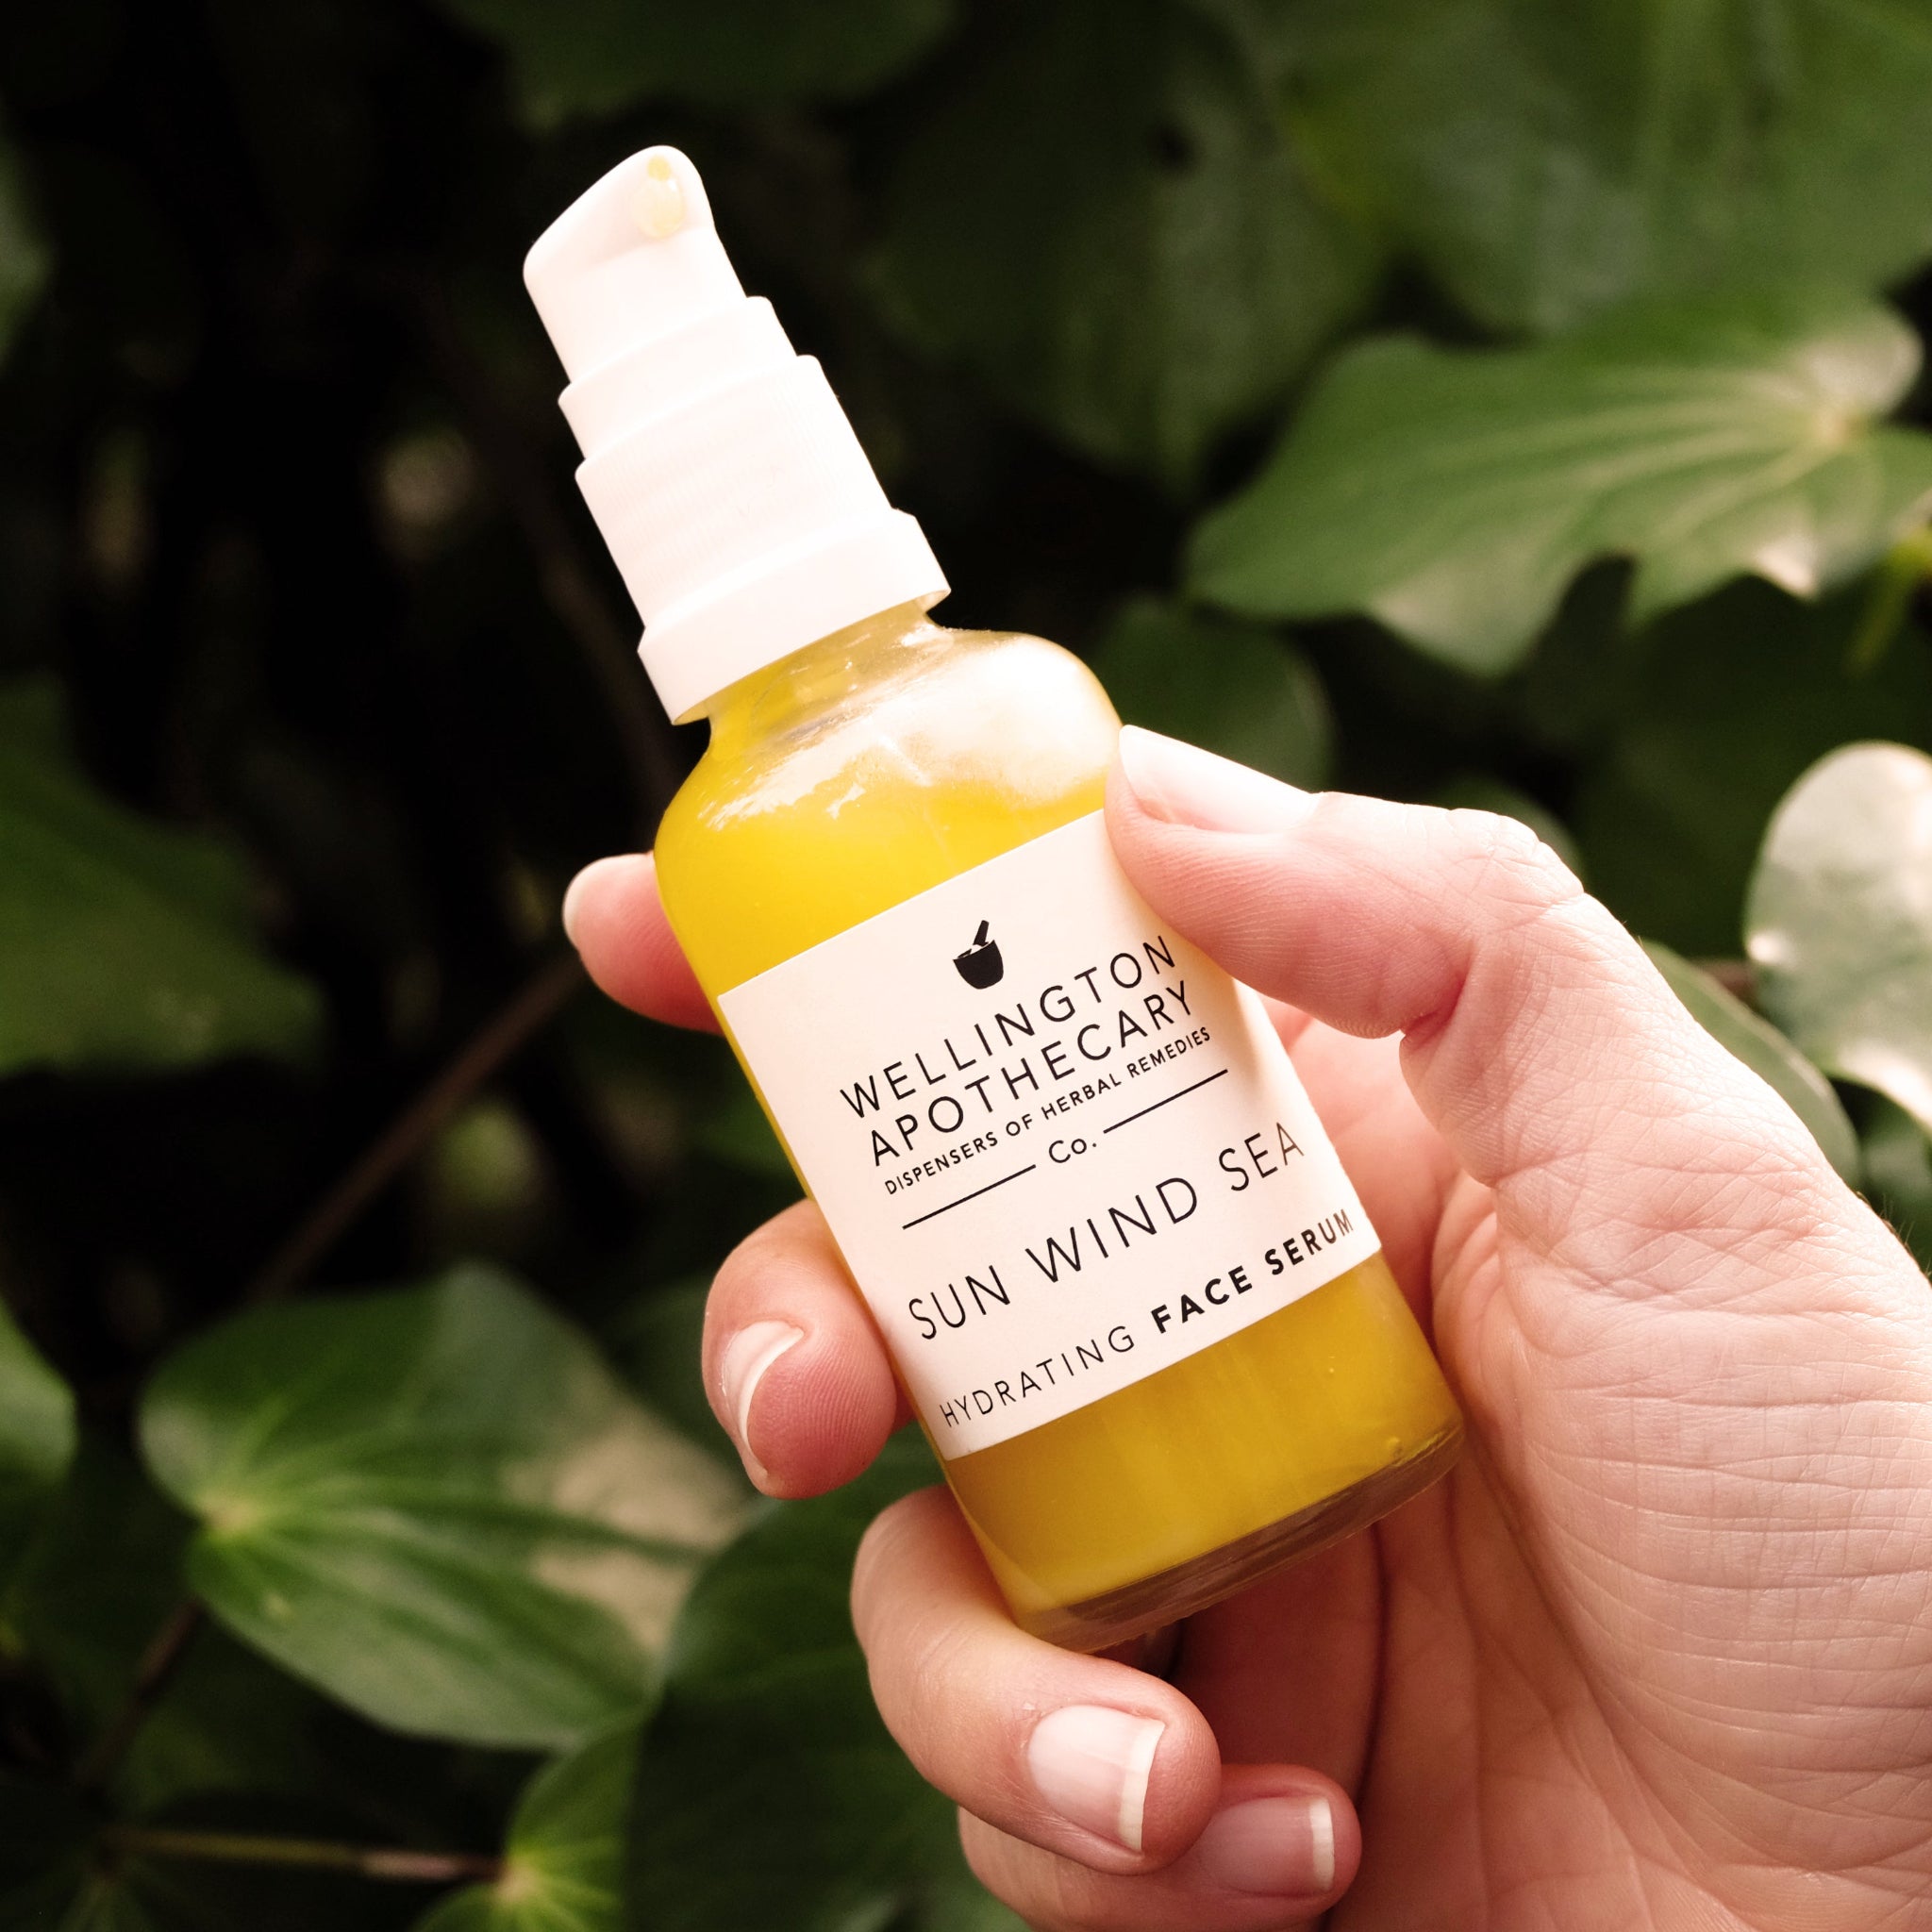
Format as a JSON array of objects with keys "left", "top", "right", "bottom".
[{"left": 565, "top": 734, "right": 1932, "bottom": 1930}]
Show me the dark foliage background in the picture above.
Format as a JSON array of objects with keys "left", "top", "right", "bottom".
[{"left": 3, "top": 1, "right": 1932, "bottom": 1926}]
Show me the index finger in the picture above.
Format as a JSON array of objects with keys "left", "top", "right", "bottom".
[
  {"left": 1105, "top": 729, "right": 1841, "bottom": 1229},
  {"left": 562, "top": 852, "right": 717, "bottom": 1032}
]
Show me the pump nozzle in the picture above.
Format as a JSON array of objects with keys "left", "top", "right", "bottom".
[
  {"left": 631, "top": 151, "right": 690, "bottom": 238},
  {"left": 524, "top": 148, "right": 735, "bottom": 389},
  {"left": 524, "top": 146, "right": 947, "bottom": 723},
  {"left": 524, "top": 146, "right": 770, "bottom": 462}
]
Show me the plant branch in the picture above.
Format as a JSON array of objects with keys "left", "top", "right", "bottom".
[
  {"left": 103, "top": 1824, "right": 501, "bottom": 1885},
  {"left": 243, "top": 954, "right": 585, "bottom": 1304},
  {"left": 401, "top": 273, "right": 683, "bottom": 838},
  {"left": 74, "top": 1600, "right": 205, "bottom": 1794},
  {"left": 80, "top": 960, "right": 585, "bottom": 1791}
]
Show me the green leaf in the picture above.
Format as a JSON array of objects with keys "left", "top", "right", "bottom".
[
  {"left": 691, "top": 1078, "right": 791, "bottom": 1181},
  {"left": 434, "top": 0, "right": 954, "bottom": 125},
  {"left": 116, "top": 1623, "right": 530, "bottom": 1852},
  {"left": 3, "top": 1439, "right": 191, "bottom": 1740},
  {"left": 1641, "top": 941, "right": 1859, "bottom": 1181},
  {"left": 6, "top": 1440, "right": 533, "bottom": 1856},
  {"left": 1857, "top": 1093, "right": 1932, "bottom": 1273},
  {"left": 416, "top": 1720, "right": 638, "bottom": 1932},
  {"left": 0, "top": 1301, "right": 75, "bottom": 1569},
  {"left": 1089, "top": 597, "right": 1331, "bottom": 788},
  {"left": 1746, "top": 741, "right": 1932, "bottom": 1137},
  {"left": 871, "top": 0, "right": 1376, "bottom": 492},
  {"left": 0, "top": 130, "right": 49, "bottom": 364},
  {"left": 0, "top": 1774, "right": 95, "bottom": 1930},
  {"left": 628, "top": 1432, "right": 1019, "bottom": 1932},
  {"left": 1189, "top": 288, "right": 1932, "bottom": 672},
  {"left": 139, "top": 1265, "right": 747, "bottom": 1750},
  {"left": 606, "top": 1278, "right": 737, "bottom": 1465},
  {"left": 0, "top": 678, "right": 320, "bottom": 1077},
  {"left": 116, "top": 1631, "right": 373, "bottom": 1815},
  {"left": 1568, "top": 578, "right": 1932, "bottom": 957},
  {"left": 1290, "top": 0, "right": 1932, "bottom": 334}
]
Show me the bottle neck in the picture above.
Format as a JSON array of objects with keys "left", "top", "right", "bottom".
[{"left": 701, "top": 599, "right": 947, "bottom": 756}]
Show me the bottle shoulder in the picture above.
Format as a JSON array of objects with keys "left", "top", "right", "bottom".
[
  {"left": 655, "top": 625, "right": 1121, "bottom": 991},
  {"left": 662, "top": 625, "right": 1118, "bottom": 850}
]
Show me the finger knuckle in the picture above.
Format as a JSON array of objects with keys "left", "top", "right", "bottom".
[{"left": 1444, "top": 807, "right": 1580, "bottom": 911}]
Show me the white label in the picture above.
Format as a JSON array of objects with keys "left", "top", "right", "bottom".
[{"left": 718, "top": 813, "right": 1377, "bottom": 1457}]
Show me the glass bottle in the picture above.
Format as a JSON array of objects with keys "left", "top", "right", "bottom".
[{"left": 527, "top": 148, "right": 1461, "bottom": 1650}]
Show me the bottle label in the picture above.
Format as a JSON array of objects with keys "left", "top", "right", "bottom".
[{"left": 718, "top": 812, "right": 1379, "bottom": 1457}]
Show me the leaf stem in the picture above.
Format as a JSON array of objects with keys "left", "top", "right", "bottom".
[
  {"left": 74, "top": 1599, "right": 205, "bottom": 1794},
  {"left": 242, "top": 953, "right": 584, "bottom": 1304},
  {"left": 1846, "top": 526, "right": 1932, "bottom": 675},
  {"left": 102, "top": 1824, "right": 501, "bottom": 1885}
]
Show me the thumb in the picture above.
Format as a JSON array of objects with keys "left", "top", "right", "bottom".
[{"left": 1105, "top": 727, "right": 1858, "bottom": 1274}]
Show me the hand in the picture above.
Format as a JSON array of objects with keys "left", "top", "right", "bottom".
[{"left": 564, "top": 725, "right": 1932, "bottom": 1930}]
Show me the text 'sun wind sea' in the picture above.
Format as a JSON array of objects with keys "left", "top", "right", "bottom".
[{"left": 720, "top": 813, "right": 1378, "bottom": 1456}]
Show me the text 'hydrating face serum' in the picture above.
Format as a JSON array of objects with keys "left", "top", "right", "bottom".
[{"left": 525, "top": 146, "right": 1462, "bottom": 1650}]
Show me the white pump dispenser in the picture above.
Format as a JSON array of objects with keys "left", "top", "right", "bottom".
[{"left": 524, "top": 147, "right": 948, "bottom": 723}]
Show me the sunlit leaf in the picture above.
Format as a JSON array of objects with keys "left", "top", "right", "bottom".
[
  {"left": 140, "top": 1266, "right": 747, "bottom": 1750},
  {"left": 0, "top": 679, "right": 320, "bottom": 1077},
  {"left": 435, "top": 0, "right": 955, "bottom": 125},
  {"left": 0, "top": 1302, "right": 75, "bottom": 1571},
  {"left": 1090, "top": 597, "right": 1331, "bottom": 788},
  {"left": 1290, "top": 0, "right": 1932, "bottom": 333},
  {"left": 872, "top": 0, "right": 1375, "bottom": 491},
  {"left": 628, "top": 1433, "right": 1021, "bottom": 1932},
  {"left": 1189, "top": 289, "right": 1932, "bottom": 672},
  {"left": 1746, "top": 742, "right": 1932, "bottom": 1137},
  {"left": 416, "top": 1720, "right": 637, "bottom": 1932},
  {"left": 1642, "top": 941, "right": 1859, "bottom": 1181}
]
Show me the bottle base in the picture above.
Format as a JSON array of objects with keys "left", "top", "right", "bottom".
[{"left": 1017, "top": 1423, "right": 1463, "bottom": 1654}]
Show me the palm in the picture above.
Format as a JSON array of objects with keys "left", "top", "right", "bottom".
[{"left": 1170, "top": 1012, "right": 1932, "bottom": 1926}]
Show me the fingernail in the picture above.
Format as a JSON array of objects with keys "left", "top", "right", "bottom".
[
  {"left": 1026, "top": 1706, "right": 1165, "bottom": 1853},
  {"left": 716, "top": 1322, "right": 804, "bottom": 1477},
  {"left": 1193, "top": 1795, "right": 1336, "bottom": 1895},
  {"left": 1116, "top": 726, "right": 1318, "bottom": 833}
]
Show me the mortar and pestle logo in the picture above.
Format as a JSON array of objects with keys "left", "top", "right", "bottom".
[{"left": 953, "top": 920, "right": 1003, "bottom": 989}]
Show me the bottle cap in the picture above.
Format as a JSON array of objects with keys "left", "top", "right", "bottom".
[{"left": 524, "top": 147, "right": 948, "bottom": 723}]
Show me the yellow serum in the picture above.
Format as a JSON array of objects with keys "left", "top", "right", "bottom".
[{"left": 655, "top": 601, "right": 1462, "bottom": 1650}]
